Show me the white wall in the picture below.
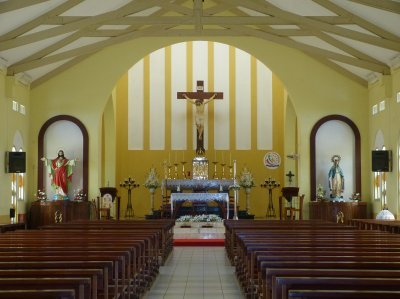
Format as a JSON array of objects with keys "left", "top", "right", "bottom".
[
  {"left": 315, "top": 120, "right": 355, "bottom": 200},
  {"left": 43, "top": 120, "right": 83, "bottom": 199}
]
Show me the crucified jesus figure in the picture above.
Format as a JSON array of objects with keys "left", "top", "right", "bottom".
[
  {"left": 177, "top": 80, "right": 223, "bottom": 156},
  {"left": 183, "top": 93, "right": 216, "bottom": 141}
]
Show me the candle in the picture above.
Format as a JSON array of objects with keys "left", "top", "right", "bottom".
[
  {"left": 233, "top": 160, "right": 236, "bottom": 178},
  {"left": 222, "top": 152, "right": 224, "bottom": 163},
  {"left": 230, "top": 152, "right": 232, "bottom": 166},
  {"left": 168, "top": 152, "right": 171, "bottom": 164},
  {"left": 175, "top": 151, "right": 177, "bottom": 163},
  {"left": 182, "top": 151, "right": 185, "bottom": 161},
  {"left": 214, "top": 150, "right": 216, "bottom": 161}
]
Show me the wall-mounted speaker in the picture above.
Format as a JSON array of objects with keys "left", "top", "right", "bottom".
[
  {"left": 372, "top": 150, "right": 392, "bottom": 172},
  {"left": 5, "top": 151, "right": 26, "bottom": 173}
]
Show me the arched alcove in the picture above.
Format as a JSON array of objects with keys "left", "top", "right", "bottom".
[
  {"left": 38, "top": 115, "right": 89, "bottom": 198},
  {"left": 310, "top": 115, "right": 361, "bottom": 201}
]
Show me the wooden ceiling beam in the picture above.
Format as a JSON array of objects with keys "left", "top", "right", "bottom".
[
  {"left": 0, "top": 0, "right": 84, "bottom": 42},
  {"left": 228, "top": 25, "right": 389, "bottom": 73},
  {"left": 7, "top": 25, "right": 172, "bottom": 74},
  {"left": 0, "top": 0, "right": 49, "bottom": 14},
  {"left": 349, "top": 0, "right": 400, "bottom": 14},
  {"left": 0, "top": 0, "right": 163, "bottom": 51},
  {"left": 313, "top": 0, "right": 400, "bottom": 42},
  {"left": 220, "top": 0, "right": 400, "bottom": 51}
]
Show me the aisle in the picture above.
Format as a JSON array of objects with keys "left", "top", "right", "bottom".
[{"left": 143, "top": 247, "right": 244, "bottom": 299}]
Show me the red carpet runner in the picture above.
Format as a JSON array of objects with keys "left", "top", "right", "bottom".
[{"left": 173, "top": 239, "right": 225, "bottom": 246}]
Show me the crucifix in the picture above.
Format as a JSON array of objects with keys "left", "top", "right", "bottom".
[
  {"left": 286, "top": 171, "right": 295, "bottom": 185},
  {"left": 177, "top": 80, "right": 223, "bottom": 156}
]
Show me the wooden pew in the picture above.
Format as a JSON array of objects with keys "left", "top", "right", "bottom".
[
  {"left": 0, "top": 289, "right": 75, "bottom": 299},
  {"left": 224, "top": 220, "right": 400, "bottom": 299},
  {"left": 274, "top": 276, "right": 400, "bottom": 299},
  {"left": 0, "top": 277, "right": 91, "bottom": 299}
]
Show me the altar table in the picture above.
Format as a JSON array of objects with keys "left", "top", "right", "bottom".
[{"left": 170, "top": 193, "right": 230, "bottom": 219}]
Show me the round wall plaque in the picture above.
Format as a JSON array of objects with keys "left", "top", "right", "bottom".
[{"left": 263, "top": 151, "right": 281, "bottom": 169}]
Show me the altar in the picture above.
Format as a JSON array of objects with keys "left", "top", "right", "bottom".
[
  {"left": 162, "top": 179, "right": 234, "bottom": 219},
  {"left": 170, "top": 193, "right": 230, "bottom": 219}
]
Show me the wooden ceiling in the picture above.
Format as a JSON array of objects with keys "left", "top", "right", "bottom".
[{"left": 0, "top": 0, "right": 399, "bottom": 87}]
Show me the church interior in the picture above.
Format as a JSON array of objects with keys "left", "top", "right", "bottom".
[{"left": 1, "top": 0, "right": 400, "bottom": 298}]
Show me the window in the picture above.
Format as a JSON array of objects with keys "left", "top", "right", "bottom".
[
  {"left": 10, "top": 146, "right": 25, "bottom": 218},
  {"left": 374, "top": 146, "right": 387, "bottom": 208}
]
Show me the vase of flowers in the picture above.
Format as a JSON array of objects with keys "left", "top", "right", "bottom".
[
  {"left": 239, "top": 167, "right": 256, "bottom": 211},
  {"left": 35, "top": 189, "right": 47, "bottom": 201},
  {"left": 144, "top": 167, "right": 160, "bottom": 214},
  {"left": 316, "top": 184, "right": 326, "bottom": 201}
]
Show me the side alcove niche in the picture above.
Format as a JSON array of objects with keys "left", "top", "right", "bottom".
[
  {"left": 310, "top": 115, "right": 361, "bottom": 201},
  {"left": 37, "top": 115, "right": 88, "bottom": 200}
]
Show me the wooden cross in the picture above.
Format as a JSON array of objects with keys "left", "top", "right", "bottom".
[
  {"left": 177, "top": 81, "right": 223, "bottom": 156},
  {"left": 286, "top": 171, "right": 295, "bottom": 185}
]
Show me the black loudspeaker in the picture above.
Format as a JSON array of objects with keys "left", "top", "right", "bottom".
[
  {"left": 372, "top": 150, "right": 392, "bottom": 172},
  {"left": 5, "top": 151, "right": 26, "bottom": 173}
]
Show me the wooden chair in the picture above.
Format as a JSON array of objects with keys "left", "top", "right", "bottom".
[{"left": 279, "top": 187, "right": 304, "bottom": 220}]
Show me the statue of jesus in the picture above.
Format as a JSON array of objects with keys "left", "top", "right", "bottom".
[
  {"left": 41, "top": 149, "right": 77, "bottom": 197},
  {"left": 182, "top": 93, "right": 216, "bottom": 141}
]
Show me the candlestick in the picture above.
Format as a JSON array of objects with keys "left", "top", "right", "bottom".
[
  {"left": 181, "top": 161, "right": 187, "bottom": 179},
  {"left": 260, "top": 177, "right": 281, "bottom": 218},
  {"left": 119, "top": 176, "right": 140, "bottom": 218},
  {"left": 173, "top": 163, "right": 179, "bottom": 179},
  {"left": 221, "top": 163, "right": 226, "bottom": 179},
  {"left": 212, "top": 161, "right": 219, "bottom": 179}
]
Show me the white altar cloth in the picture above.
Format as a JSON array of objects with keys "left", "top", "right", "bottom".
[{"left": 170, "top": 193, "right": 229, "bottom": 219}]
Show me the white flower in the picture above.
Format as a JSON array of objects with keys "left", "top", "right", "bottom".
[
  {"left": 239, "top": 167, "right": 256, "bottom": 188},
  {"left": 176, "top": 214, "right": 223, "bottom": 222},
  {"left": 144, "top": 167, "right": 160, "bottom": 189}
]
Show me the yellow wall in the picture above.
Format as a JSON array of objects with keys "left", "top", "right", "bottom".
[
  {"left": 368, "top": 69, "right": 400, "bottom": 218},
  {"left": 0, "top": 71, "right": 30, "bottom": 220},
  {"left": 20, "top": 36, "right": 371, "bottom": 219}
]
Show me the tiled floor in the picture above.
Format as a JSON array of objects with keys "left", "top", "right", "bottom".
[{"left": 143, "top": 247, "right": 244, "bottom": 299}]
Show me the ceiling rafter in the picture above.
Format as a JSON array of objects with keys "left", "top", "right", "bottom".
[
  {"left": 0, "top": 0, "right": 164, "bottom": 51},
  {"left": 0, "top": 0, "right": 49, "bottom": 14},
  {"left": 349, "top": 0, "right": 400, "bottom": 14},
  {"left": 228, "top": 25, "right": 389, "bottom": 74},
  {"left": 313, "top": 0, "right": 400, "bottom": 42},
  {"left": 219, "top": 0, "right": 400, "bottom": 51},
  {"left": 1, "top": 0, "right": 398, "bottom": 86},
  {"left": 0, "top": 0, "right": 84, "bottom": 42}
]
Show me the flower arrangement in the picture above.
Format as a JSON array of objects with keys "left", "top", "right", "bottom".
[
  {"left": 176, "top": 214, "right": 223, "bottom": 223},
  {"left": 35, "top": 189, "right": 47, "bottom": 201},
  {"left": 239, "top": 167, "right": 256, "bottom": 189},
  {"left": 144, "top": 167, "right": 160, "bottom": 190},
  {"left": 316, "top": 184, "right": 326, "bottom": 199},
  {"left": 350, "top": 192, "right": 361, "bottom": 201},
  {"left": 73, "top": 189, "right": 86, "bottom": 201}
]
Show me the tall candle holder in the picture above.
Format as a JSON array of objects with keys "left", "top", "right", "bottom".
[
  {"left": 228, "top": 165, "right": 233, "bottom": 179},
  {"left": 120, "top": 177, "right": 140, "bottom": 218},
  {"left": 261, "top": 177, "right": 280, "bottom": 218},
  {"left": 167, "top": 164, "right": 172, "bottom": 179},
  {"left": 181, "top": 161, "right": 187, "bottom": 179},
  {"left": 173, "top": 163, "right": 179, "bottom": 179},
  {"left": 220, "top": 163, "right": 226, "bottom": 179},
  {"left": 212, "top": 161, "right": 219, "bottom": 179}
]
